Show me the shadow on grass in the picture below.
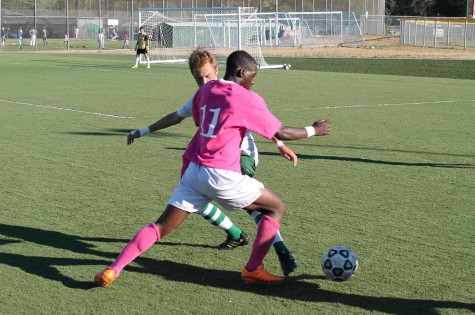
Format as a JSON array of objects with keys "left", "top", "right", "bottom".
[
  {"left": 72, "top": 128, "right": 474, "bottom": 167},
  {"left": 259, "top": 151, "right": 474, "bottom": 169},
  {"left": 315, "top": 144, "right": 475, "bottom": 158},
  {"left": 0, "top": 252, "right": 105, "bottom": 290},
  {"left": 60, "top": 129, "right": 475, "bottom": 169},
  {"left": 0, "top": 223, "right": 119, "bottom": 258},
  {"left": 0, "top": 224, "right": 474, "bottom": 314},
  {"left": 0, "top": 224, "right": 214, "bottom": 290},
  {"left": 63, "top": 128, "right": 190, "bottom": 140},
  {"left": 68, "top": 128, "right": 475, "bottom": 161},
  {"left": 130, "top": 258, "right": 475, "bottom": 315}
]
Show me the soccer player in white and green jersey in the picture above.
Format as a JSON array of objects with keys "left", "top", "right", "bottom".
[{"left": 131, "top": 26, "right": 150, "bottom": 69}]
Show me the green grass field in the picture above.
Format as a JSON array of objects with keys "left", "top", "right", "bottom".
[{"left": 0, "top": 52, "right": 474, "bottom": 314}]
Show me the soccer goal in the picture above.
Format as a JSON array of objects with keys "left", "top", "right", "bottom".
[
  {"left": 255, "top": 11, "right": 363, "bottom": 47},
  {"left": 138, "top": 7, "right": 286, "bottom": 69}
]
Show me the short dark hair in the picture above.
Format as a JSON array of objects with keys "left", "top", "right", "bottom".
[
  {"left": 139, "top": 26, "right": 144, "bottom": 31},
  {"left": 225, "top": 50, "right": 256, "bottom": 77}
]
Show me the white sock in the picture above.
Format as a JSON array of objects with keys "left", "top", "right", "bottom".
[
  {"left": 273, "top": 230, "right": 283, "bottom": 244},
  {"left": 135, "top": 57, "right": 140, "bottom": 66},
  {"left": 200, "top": 204, "right": 232, "bottom": 231}
]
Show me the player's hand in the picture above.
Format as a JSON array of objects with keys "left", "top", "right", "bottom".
[
  {"left": 278, "top": 144, "right": 298, "bottom": 167},
  {"left": 313, "top": 120, "right": 331, "bottom": 136},
  {"left": 127, "top": 130, "right": 140, "bottom": 145}
]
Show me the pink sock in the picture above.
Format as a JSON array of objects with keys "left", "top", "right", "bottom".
[
  {"left": 109, "top": 223, "right": 160, "bottom": 276},
  {"left": 245, "top": 215, "right": 280, "bottom": 272}
]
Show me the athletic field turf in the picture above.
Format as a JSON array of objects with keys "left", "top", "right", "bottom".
[{"left": 0, "top": 52, "right": 474, "bottom": 314}]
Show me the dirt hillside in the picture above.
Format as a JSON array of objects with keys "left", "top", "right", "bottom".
[{"left": 261, "top": 35, "right": 475, "bottom": 59}]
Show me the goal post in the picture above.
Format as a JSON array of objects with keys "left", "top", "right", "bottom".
[{"left": 138, "top": 7, "right": 287, "bottom": 69}]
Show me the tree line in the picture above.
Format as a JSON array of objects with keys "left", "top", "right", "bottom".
[{"left": 386, "top": 0, "right": 470, "bottom": 17}]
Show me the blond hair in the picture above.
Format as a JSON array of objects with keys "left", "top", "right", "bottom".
[{"left": 188, "top": 48, "right": 218, "bottom": 73}]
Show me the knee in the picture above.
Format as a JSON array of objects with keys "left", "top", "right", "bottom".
[{"left": 278, "top": 201, "right": 287, "bottom": 216}]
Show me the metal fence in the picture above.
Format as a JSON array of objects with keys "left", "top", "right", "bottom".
[
  {"left": 0, "top": 0, "right": 385, "bottom": 43},
  {"left": 400, "top": 17, "right": 475, "bottom": 50}
]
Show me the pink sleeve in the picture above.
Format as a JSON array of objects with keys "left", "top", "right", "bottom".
[{"left": 244, "top": 92, "right": 282, "bottom": 139}]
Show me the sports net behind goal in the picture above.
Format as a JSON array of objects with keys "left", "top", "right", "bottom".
[
  {"left": 256, "top": 11, "right": 363, "bottom": 47},
  {"left": 138, "top": 7, "right": 282, "bottom": 68}
]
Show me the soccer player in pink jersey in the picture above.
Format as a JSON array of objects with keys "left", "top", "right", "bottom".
[
  {"left": 127, "top": 48, "right": 304, "bottom": 276},
  {"left": 95, "top": 50, "right": 331, "bottom": 286}
]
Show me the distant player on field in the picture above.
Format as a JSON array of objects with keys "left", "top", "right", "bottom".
[
  {"left": 94, "top": 50, "right": 331, "bottom": 287},
  {"left": 131, "top": 26, "right": 150, "bottom": 69},
  {"left": 122, "top": 33, "right": 129, "bottom": 49},
  {"left": 97, "top": 30, "right": 105, "bottom": 49},
  {"left": 29, "top": 26, "right": 37, "bottom": 46},
  {"left": 42, "top": 26, "right": 48, "bottom": 45},
  {"left": 1, "top": 27, "right": 6, "bottom": 47},
  {"left": 17, "top": 27, "right": 23, "bottom": 48},
  {"left": 64, "top": 29, "right": 69, "bottom": 43}
]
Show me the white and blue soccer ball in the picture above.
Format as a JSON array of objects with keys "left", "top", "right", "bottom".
[{"left": 321, "top": 245, "right": 358, "bottom": 281}]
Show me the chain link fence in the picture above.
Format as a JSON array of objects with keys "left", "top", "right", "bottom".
[
  {"left": 1, "top": 0, "right": 385, "bottom": 51},
  {"left": 400, "top": 17, "right": 475, "bottom": 50}
]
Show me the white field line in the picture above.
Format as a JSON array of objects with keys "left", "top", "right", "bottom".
[
  {"left": 274, "top": 99, "right": 475, "bottom": 112},
  {"left": 0, "top": 99, "right": 134, "bottom": 119},
  {"left": 10, "top": 62, "right": 138, "bottom": 75},
  {"left": 1, "top": 98, "right": 473, "bottom": 120}
]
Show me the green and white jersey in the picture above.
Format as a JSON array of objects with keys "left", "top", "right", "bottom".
[{"left": 241, "top": 131, "right": 258, "bottom": 166}]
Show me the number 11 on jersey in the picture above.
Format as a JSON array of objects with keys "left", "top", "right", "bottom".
[{"left": 200, "top": 105, "right": 221, "bottom": 138}]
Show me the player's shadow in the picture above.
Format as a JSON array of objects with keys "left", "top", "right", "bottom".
[
  {"left": 259, "top": 151, "right": 474, "bottom": 169},
  {"left": 0, "top": 223, "right": 120, "bottom": 258},
  {"left": 0, "top": 224, "right": 218, "bottom": 289},
  {"left": 131, "top": 258, "right": 475, "bottom": 315},
  {"left": 0, "top": 252, "right": 107, "bottom": 289},
  {"left": 317, "top": 144, "right": 475, "bottom": 158},
  {"left": 0, "top": 223, "right": 122, "bottom": 289},
  {"left": 268, "top": 142, "right": 475, "bottom": 159},
  {"left": 1, "top": 224, "right": 473, "bottom": 313},
  {"left": 63, "top": 128, "right": 191, "bottom": 140}
]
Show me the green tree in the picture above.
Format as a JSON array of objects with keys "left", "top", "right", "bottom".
[
  {"left": 388, "top": 0, "right": 467, "bottom": 16},
  {"left": 432, "top": 0, "right": 466, "bottom": 16}
]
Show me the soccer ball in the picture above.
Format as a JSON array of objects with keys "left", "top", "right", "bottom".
[{"left": 321, "top": 246, "right": 358, "bottom": 281}]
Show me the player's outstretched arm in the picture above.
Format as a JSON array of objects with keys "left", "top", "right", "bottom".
[
  {"left": 127, "top": 111, "right": 186, "bottom": 145},
  {"left": 275, "top": 120, "right": 331, "bottom": 140},
  {"left": 272, "top": 137, "right": 298, "bottom": 167},
  {"left": 127, "top": 96, "right": 193, "bottom": 145}
]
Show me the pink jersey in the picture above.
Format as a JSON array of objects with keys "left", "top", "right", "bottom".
[{"left": 183, "top": 79, "right": 282, "bottom": 173}]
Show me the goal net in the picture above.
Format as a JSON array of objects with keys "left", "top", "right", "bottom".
[
  {"left": 138, "top": 7, "right": 284, "bottom": 68},
  {"left": 255, "top": 11, "right": 363, "bottom": 47}
]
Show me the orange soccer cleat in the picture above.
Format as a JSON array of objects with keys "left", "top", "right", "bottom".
[
  {"left": 241, "top": 265, "right": 284, "bottom": 284},
  {"left": 94, "top": 268, "right": 116, "bottom": 287}
]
